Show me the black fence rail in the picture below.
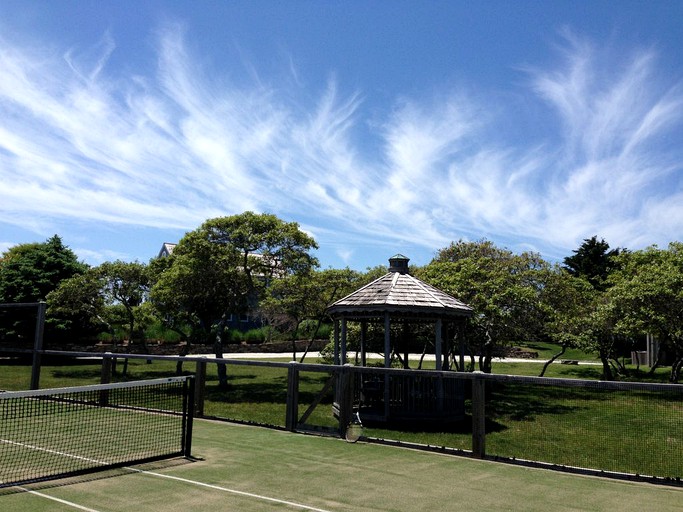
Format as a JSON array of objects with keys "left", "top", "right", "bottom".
[{"left": 3, "top": 348, "right": 682, "bottom": 484}]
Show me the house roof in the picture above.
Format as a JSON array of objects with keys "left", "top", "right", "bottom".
[
  {"left": 326, "top": 256, "right": 473, "bottom": 319},
  {"left": 157, "top": 242, "right": 177, "bottom": 258}
]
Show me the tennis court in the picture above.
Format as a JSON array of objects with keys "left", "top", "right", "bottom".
[{"left": 2, "top": 418, "right": 683, "bottom": 512}]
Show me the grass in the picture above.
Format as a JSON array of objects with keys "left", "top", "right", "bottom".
[
  {"left": 1, "top": 354, "right": 681, "bottom": 479},
  {"left": 2, "top": 420, "right": 683, "bottom": 512},
  {"left": 514, "top": 340, "right": 598, "bottom": 361}
]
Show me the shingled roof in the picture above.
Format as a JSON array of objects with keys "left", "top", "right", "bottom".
[{"left": 326, "top": 254, "right": 473, "bottom": 318}]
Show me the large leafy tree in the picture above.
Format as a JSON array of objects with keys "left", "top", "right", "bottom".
[
  {"left": 150, "top": 212, "right": 318, "bottom": 388},
  {"left": 0, "top": 235, "right": 87, "bottom": 303},
  {"left": 0, "top": 235, "right": 87, "bottom": 344},
  {"left": 540, "top": 271, "right": 623, "bottom": 380},
  {"left": 46, "top": 271, "right": 108, "bottom": 344},
  {"left": 260, "top": 267, "right": 363, "bottom": 361},
  {"left": 558, "top": 236, "right": 640, "bottom": 379},
  {"left": 537, "top": 267, "right": 596, "bottom": 376},
  {"left": 96, "top": 261, "right": 151, "bottom": 349},
  {"left": 418, "top": 239, "right": 549, "bottom": 372},
  {"left": 608, "top": 243, "right": 683, "bottom": 382},
  {"left": 47, "top": 261, "right": 153, "bottom": 373},
  {"left": 151, "top": 229, "right": 246, "bottom": 345}
]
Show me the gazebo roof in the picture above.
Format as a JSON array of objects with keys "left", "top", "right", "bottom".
[{"left": 326, "top": 255, "right": 473, "bottom": 319}]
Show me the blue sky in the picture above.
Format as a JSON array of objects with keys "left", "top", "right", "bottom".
[{"left": 1, "top": 1, "right": 682, "bottom": 271}]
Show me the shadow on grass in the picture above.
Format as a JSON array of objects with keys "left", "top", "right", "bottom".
[
  {"left": 364, "top": 414, "right": 506, "bottom": 435},
  {"left": 52, "top": 368, "right": 103, "bottom": 380},
  {"left": 487, "top": 382, "right": 590, "bottom": 421}
]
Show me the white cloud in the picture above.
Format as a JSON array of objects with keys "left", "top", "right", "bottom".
[{"left": 0, "top": 26, "right": 681, "bottom": 265}]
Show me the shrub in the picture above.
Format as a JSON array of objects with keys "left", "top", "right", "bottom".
[
  {"left": 228, "top": 329, "right": 244, "bottom": 344},
  {"left": 243, "top": 327, "right": 274, "bottom": 344},
  {"left": 144, "top": 321, "right": 182, "bottom": 343}
]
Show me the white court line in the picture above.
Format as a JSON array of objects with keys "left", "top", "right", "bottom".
[
  {"left": 3, "top": 438, "right": 333, "bottom": 512},
  {"left": 21, "top": 489, "right": 103, "bottom": 512},
  {"left": 131, "top": 468, "right": 334, "bottom": 512},
  {"left": 2, "top": 439, "right": 105, "bottom": 511},
  {"left": 1, "top": 438, "right": 106, "bottom": 465}
]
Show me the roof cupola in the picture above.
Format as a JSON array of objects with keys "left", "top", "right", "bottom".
[{"left": 388, "top": 254, "right": 410, "bottom": 274}]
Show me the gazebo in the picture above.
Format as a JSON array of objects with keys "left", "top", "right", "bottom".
[{"left": 326, "top": 254, "right": 473, "bottom": 423}]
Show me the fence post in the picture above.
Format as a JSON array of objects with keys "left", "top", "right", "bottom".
[
  {"left": 194, "top": 358, "right": 207, "bottom": 418},
  {"left": 472, "top": 372, "right": 486, "bottom": 458},
  {"left": 99, "top": 352, "right": 113, "bottom": 406},
  {"left": 30, "top": 301, "right": 46, "bottom": 390},
  {"left": 100, "top": 352, "right": 113, "bottom": 384},
  {"left": 285, "top": 361, "right": 300, "bottom": 431},
  {"left": 337, "top": 364, "right": 354, "bottom": 437}
]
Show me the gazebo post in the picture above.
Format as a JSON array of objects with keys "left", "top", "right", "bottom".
[
  {"left": 360, "top": 320, "right": 367, "bottom": 367},
  {"left": 341, "top": 318, "right": 347, "bottom": 365},
  {"left": 458, "top": 320, "right": 466, "bottom": 372},
  {"left": 402, "top": 321, "right": 409, "bottom": 369},
  {"left": 383, "top": 312, "right": 391, "bottom": 368},
  {"left": 333, "top": 320, "right": 340, "bottom": 365},
  {"left": 443, "top": 322, "right": 450, "bottom": 371},
  {"left": 435, "top": 318, "right": 442, "bottom": 371},
  {"left": 384, "top": 311, "right": 391, "bottom": 420}
]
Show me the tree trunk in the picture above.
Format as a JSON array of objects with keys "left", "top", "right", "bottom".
[
  {"left": 600, "top": 355, "right": 614, "bottom": 380},
  {"left": 670, "top": 356, "right": 682, "bottom": 383},
  {"left": 647, "top": 342, "right": 666, "bottom": 376},
  {"left": 214, "top": 315, "right": 229, "bottom": 390},
  {"left": 291, "top": 323, "right": 299, "bottom": 361},
  {"left": 176, "top": 341, "right": 190, "bottom": 375},
  {"left": 480, "top": 332, "right": 493, "bottom": 373},
  {"left": 539, "top": 345, "right": 566, "bottom": 377},
  {"left": 299, "top": 317, "right": 324, "bottom": 363},
  {"left": 417, "top": 343, "right": 428, "bottom": 370}
]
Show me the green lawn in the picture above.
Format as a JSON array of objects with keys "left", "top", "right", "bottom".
[
  {"left": 514, "top": 340, "right": 598, "bottom": 361},
  {"left": 2, "top": 355, "right": 681, "bottom": 479},
  {"left": 2, "top": 420, "right": 682, "bottom": 512}
]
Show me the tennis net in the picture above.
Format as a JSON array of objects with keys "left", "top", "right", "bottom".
[{"left": 0, "top": 376, "right": 194, "bottom": 488}]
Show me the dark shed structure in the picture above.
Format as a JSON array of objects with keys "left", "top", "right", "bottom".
[{"left": 326, "top": 254, "right": 473, "bottom": 423}]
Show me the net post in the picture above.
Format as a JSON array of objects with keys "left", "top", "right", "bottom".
[
  {"left": 29, "top": 301, "right": 46, "bottom": 390},
  {"left": 184, "top": 376, "right": 195, "bottom": 457},
  {"left": 472, "top": 372, "right": 486, "bottom": 458},
  {"left": 194, "top": 358, "right": 207, "bottom": 417},
  {"left": 285, "top": 360, "right": 300, "bottom": 431}
]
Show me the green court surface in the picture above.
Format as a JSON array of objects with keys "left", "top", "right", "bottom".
[{"left": 2, "top": 419, "right": 682, "bottom": 512}]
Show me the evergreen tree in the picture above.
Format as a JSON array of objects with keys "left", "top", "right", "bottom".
[{"left": 563, "top": 236, "right": 620, "bottom": 291}]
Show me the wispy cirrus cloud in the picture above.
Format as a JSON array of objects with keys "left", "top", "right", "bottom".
[
  {"left": 0, "top": 25, "right": 681, "bottom": 266},
  {"left": 527, "top": 32, "right": 683, "bottom": 250}
]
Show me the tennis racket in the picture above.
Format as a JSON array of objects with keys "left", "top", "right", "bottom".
[{"left": 345, "top": 411, "right": 364, "bottom": 443}]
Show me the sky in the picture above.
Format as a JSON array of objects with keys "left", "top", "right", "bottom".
[{"left": 1, "top": 1, "right": 682, "bottom": 271}]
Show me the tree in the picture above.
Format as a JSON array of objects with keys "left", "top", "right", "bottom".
[
  {"left": 0, "top": 235, "right": 87, "bottom": 343},
  {"left": 96, "top": 261, "right": 151, "bottom": 349},
  {"left": 150, "top": 212, "right": 318, "bottom": 388},
  {"left": 0, "top": 235, "right": 87, "bottom": 303},
  {"left": 260, "top": 267, "right": 363, "bottom": 361},
  {"left": 201, "top": 212, "right": 319, "bottom": 291},
  {"left": 418, "top": 239, "right": 549, "bottom": 372},
  {"left": 46, "top": 271, "right": 108, "bottom": 343},
  {"left": 608, "top": 243, "right": 683, "bottom": 382},
  {"left": 541, "top": 282, "right": 623, "bottom": 381},
  {"left": 537, "top": 267, "right": 596, "bottom": 377},
  {"left": 563, "top": 236, "right": 620, "bottom": 291},
  {"left": 47, "top": 260, "right": 153, "bottom": 374}
]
